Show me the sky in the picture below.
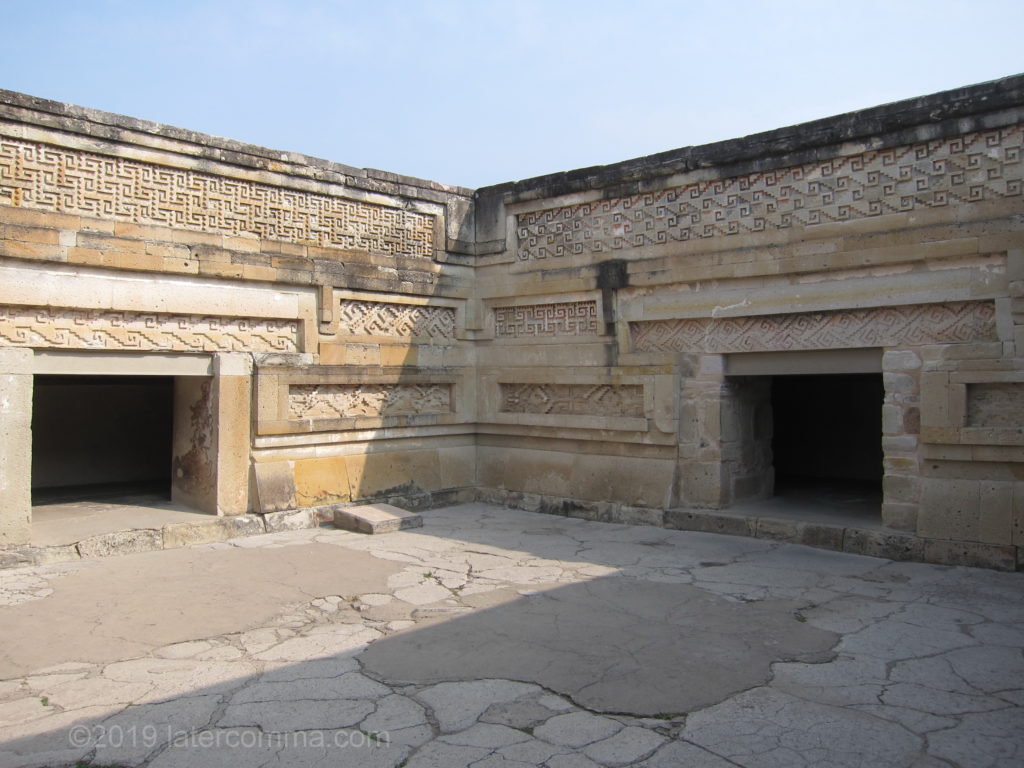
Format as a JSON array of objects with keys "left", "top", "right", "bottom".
[{"left": 2, "top": 0, "right": 1023, "bottom": 189}]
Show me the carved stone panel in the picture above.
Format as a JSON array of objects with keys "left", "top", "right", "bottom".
[
  {"left": 630, "top": 301, "right": 996, "bottom": 353},
  {"left": 338, "top": 300, "right": 455, "bottom": 340},
  {"left": 517, "top": 126, "right": 1023, "bottom": 260},
  {"left": 500, "top": 383, "right": 644, "bottom": 417},
  {"left": 0, "top": 139, "right": 435, "bottom": 258},
  {"left": 0, "top": 305, "right": 300, "bottom": 352},
  {"left": 966, "top": 383, "right": 1024, "bottom": 427},
  {"left": 289, "top": 383, "right": 452, "bottom": 419},
  {"left": 494, "top": 301, "right": 598, "bottom": 337}
]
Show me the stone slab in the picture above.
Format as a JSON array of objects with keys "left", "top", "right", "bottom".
[{"left": 334, "top": 503, "right": 423, "bottom": 535}]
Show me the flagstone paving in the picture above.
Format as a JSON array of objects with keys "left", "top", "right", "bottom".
[{"left": 0, "top": 503, "right": 1021, "bottom": 767}]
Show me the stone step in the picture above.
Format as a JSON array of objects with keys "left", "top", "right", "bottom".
[{"left": 333, "top": 503, "right": 423, "bottom": 535}]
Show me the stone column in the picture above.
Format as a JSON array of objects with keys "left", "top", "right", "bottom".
[
  {"left": 171, "top": 353, "right": 253, "bottom": 516},
  {"left": 677, "top": 355, "right": 731, "bottom": 508},
  {"left": 881, "top": 348, "right": 922, "bottom": 531},
  {"left": 212, "top": 353, "right": 253, "bottom": 515},
  {"left": 0, "top": 347, "right": 33, "bottom": 544}
]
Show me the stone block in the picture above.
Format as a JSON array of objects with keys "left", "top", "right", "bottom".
[
  {"left": 263, "top": 508, "right": 317, "bottom": 533},
  {"left": 439, "top": 445, "right": 477, "bottom": 490},
  {"left": 978, "top": 481, "right": 1013, "bottom": 545},
  {"left": 478, "top": 446, "right": 574, "bottom": 499},
  {"left": 77, "top": 530, "right": 163, "bottom": 558},
  {"left": 755, "top": 517, "right": 799, "bottom": 542},
  {"left": 294, "top": 456, "right": 351, "bottom": 508},
  {"left": 253, "top": 461, "right": 297, "bottom": 513},
  {"left": 678, "top": 462, "right": 729, "bottom": 508},
  {"left": 883, "top": 372, "right": 918, "bottom": 395},
  {"left": 922, "top": 539, "right": 1017, "bottom": 571},
  {"left": 664, "top": 510, "right": 756, "bottom": 537},
  {"left": 796, "top": 523, "right": 846, "bottom": 551},
  {"left": 882, "top": 502, "right": 918, "bottom": 532},
  {"left": 1013, "top": 484, "right": 1024, "bottom": 546},
  {"left": 347, "top": 449, "right": 443, "bottom": 500},
  {"left": 222, "top": 515, "right": 267, "bottom": 538},
  {"left": 608, "top": 505, "right": 665, "bottom": 527},
  {"left": 333, "top": 503, "right": 423, "bottom": 534},
  {"left": 0, "top": 546, "right": 37, "bottom": 570},
  {"left": 918, "top": 479, "right": 980, "bottom": 540},
  {"left": 883, "top": 435, "right": 918, "bottom": 452},
  {"left": 843, "top": 529, "right": 924, "bottom": 562},
  {"left": 882, "top": 350, "right": 922, "bottom": 371},
  {"left": 32, "top": 544, "right": 81, "bottom": 565},
  {"left": 881, "top": 405, "right": 904, "bottom": 436},
  {"left": 883, "top": 474, "right": 920, "bottom": 503},
  {"left": 0, "top": 348, "right": 33, "bottom": 546},
  {"left": 161, "top": 520, "right": 231, "bottom": 549}
]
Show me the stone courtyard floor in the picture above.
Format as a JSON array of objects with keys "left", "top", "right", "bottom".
[{"left": 0, "top": 503, "right": 1021, "bottom": 768}]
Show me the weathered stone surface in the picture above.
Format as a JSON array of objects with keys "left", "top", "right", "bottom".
[
  {"left": 415, "top": 680, "right": 541, "bottom": 733},
  {"left": 334, "top": 503, "right": 423, "bottom": 535},
  {"left": 3, "top": 77, "right": 1024, "bottom": 573},
  {"left": 1, "top": 503, "right": 1023, "bottom": 766},
  {"left": 161, "top": 520, "right": 230, "bottom": 549},
  {"left": 76, "top": 529, "right": 162, "bottom": 558},
  {"left": 534, "top": 712, "right": 623, "bottom": 748},
  {"left": 262, "top": 508, "right": 317, "bottom": 533}
]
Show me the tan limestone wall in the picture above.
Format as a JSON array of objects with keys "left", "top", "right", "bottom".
[
  {"left": 0, "top": 90, "right": 477, "bottom": 526},
  {"left": 472, "top": 75, "right": 1024, "bottom": 566},
  {"left": 2, "top": 77, "right": 1023, "bottom": 568}
]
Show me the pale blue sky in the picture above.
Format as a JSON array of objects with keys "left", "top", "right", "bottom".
[{"left": 3, "top": 1, "right": 1023, "bottom": 188}]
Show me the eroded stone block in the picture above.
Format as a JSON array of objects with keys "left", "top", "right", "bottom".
[
  {"left": 333, "top": 503, "right": 423, "bottom": 535},
  {"left": 77, "top": 530, "right": 162, "bottom": 558}
]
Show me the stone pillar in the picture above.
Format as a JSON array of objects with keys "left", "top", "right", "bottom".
[
  {"left": 721, "top": 377, "right": 774, "bottom": 503},
  {"left": 881, "top": 348, "right": 922, "bottom": 531},
  {"left": 212, "top": 353, "right": 252, "bottom": 515},
  {"left": 677, "top": 355, "right": 731, "bottom": 508},
  {"left": 0, "top": 347, "right": 33, "bottom": 545},
  {"left": 171, "top": 376, "right": 216, "bottom": 513},
  {"left": 171, "top": 353, "right": 253, "bottom": 516}
]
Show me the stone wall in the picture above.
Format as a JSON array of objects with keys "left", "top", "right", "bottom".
[
  {"left": 473, "top": 74, "right": 1024, "bottom": 569},
  {"left": 0, "top": 89, "right": 477, "bottom": 543},
  {"left": 2, "top": 75, "right": 1023, "bottom": 568}
]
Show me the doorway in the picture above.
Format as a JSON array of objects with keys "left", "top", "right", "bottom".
[
  {"left": 31, "top": 375, "right": 174, "bottom": 505},
  {"left": 770, "top": 373, "right": 883, "bottom": 516}
]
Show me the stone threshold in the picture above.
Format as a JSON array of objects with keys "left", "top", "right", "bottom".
[
  {"left": 0, "top": 508, "right": 322, "bottom": 571},
  {"left": 478, "top": 488, "right": 1021, "bottom": 572},
  {"left": 0, "top": 487, "right": 475, "bottom": 571},
  {"left": 5, "top": 487, "right": 1018, "bottom": 572}
]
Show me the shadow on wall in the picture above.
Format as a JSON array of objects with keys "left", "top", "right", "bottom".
[{"left": 253, "top": 250, "right": 475, "bottom": 519}]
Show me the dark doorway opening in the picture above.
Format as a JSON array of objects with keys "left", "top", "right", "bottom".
[
  {"left": 31, "top": 375, "right": 174, "bottom": 505},
  {"left": 770, "top": 373, "right": 883, "bottom": 514}
]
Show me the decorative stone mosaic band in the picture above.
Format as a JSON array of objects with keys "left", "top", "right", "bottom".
[
  {"left": 630, "top": 301, "right": 996, "bottom": 353},
  {"left": 517, "top": 126, "right": 1023, "bottom": 260},
  {"left": 338, "top": 300, "right": 455, "bottom": 340},
  {"left": 966, "top": 383, "right": 1024, "bottom": 428},
  {"left": 288, "top": 383, "right": 452, "bottom": 419},
  {"left": 494, "top": 300, "right": 598, "bottom": 337},
  {"left": 500, "top": 383, "right": 644, "bottom": 417},
  {"left": 0, "top": 139, "right": 435, "bottom": 258},
  {"left": 0, "top": 305, "right": 300, "bottom": 352}
]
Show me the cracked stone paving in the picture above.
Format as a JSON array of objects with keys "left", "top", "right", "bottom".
[{"left": 0, "top": 503, "right": 1022, "bottom": 767}]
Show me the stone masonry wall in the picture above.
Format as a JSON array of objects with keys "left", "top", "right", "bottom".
[
  {"left": 2, "top": 76, "right": 1024, "bottom": 569},
  {"left": 0, "top": 90, "right": 477, "bottom": 541},
  {"left": 473, "top": 74, "right": 1024, "bottom": 569}
]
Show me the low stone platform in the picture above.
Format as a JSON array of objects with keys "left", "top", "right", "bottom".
[{"left": 334, "top": 503, "right": 423, "bottom": 534}]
